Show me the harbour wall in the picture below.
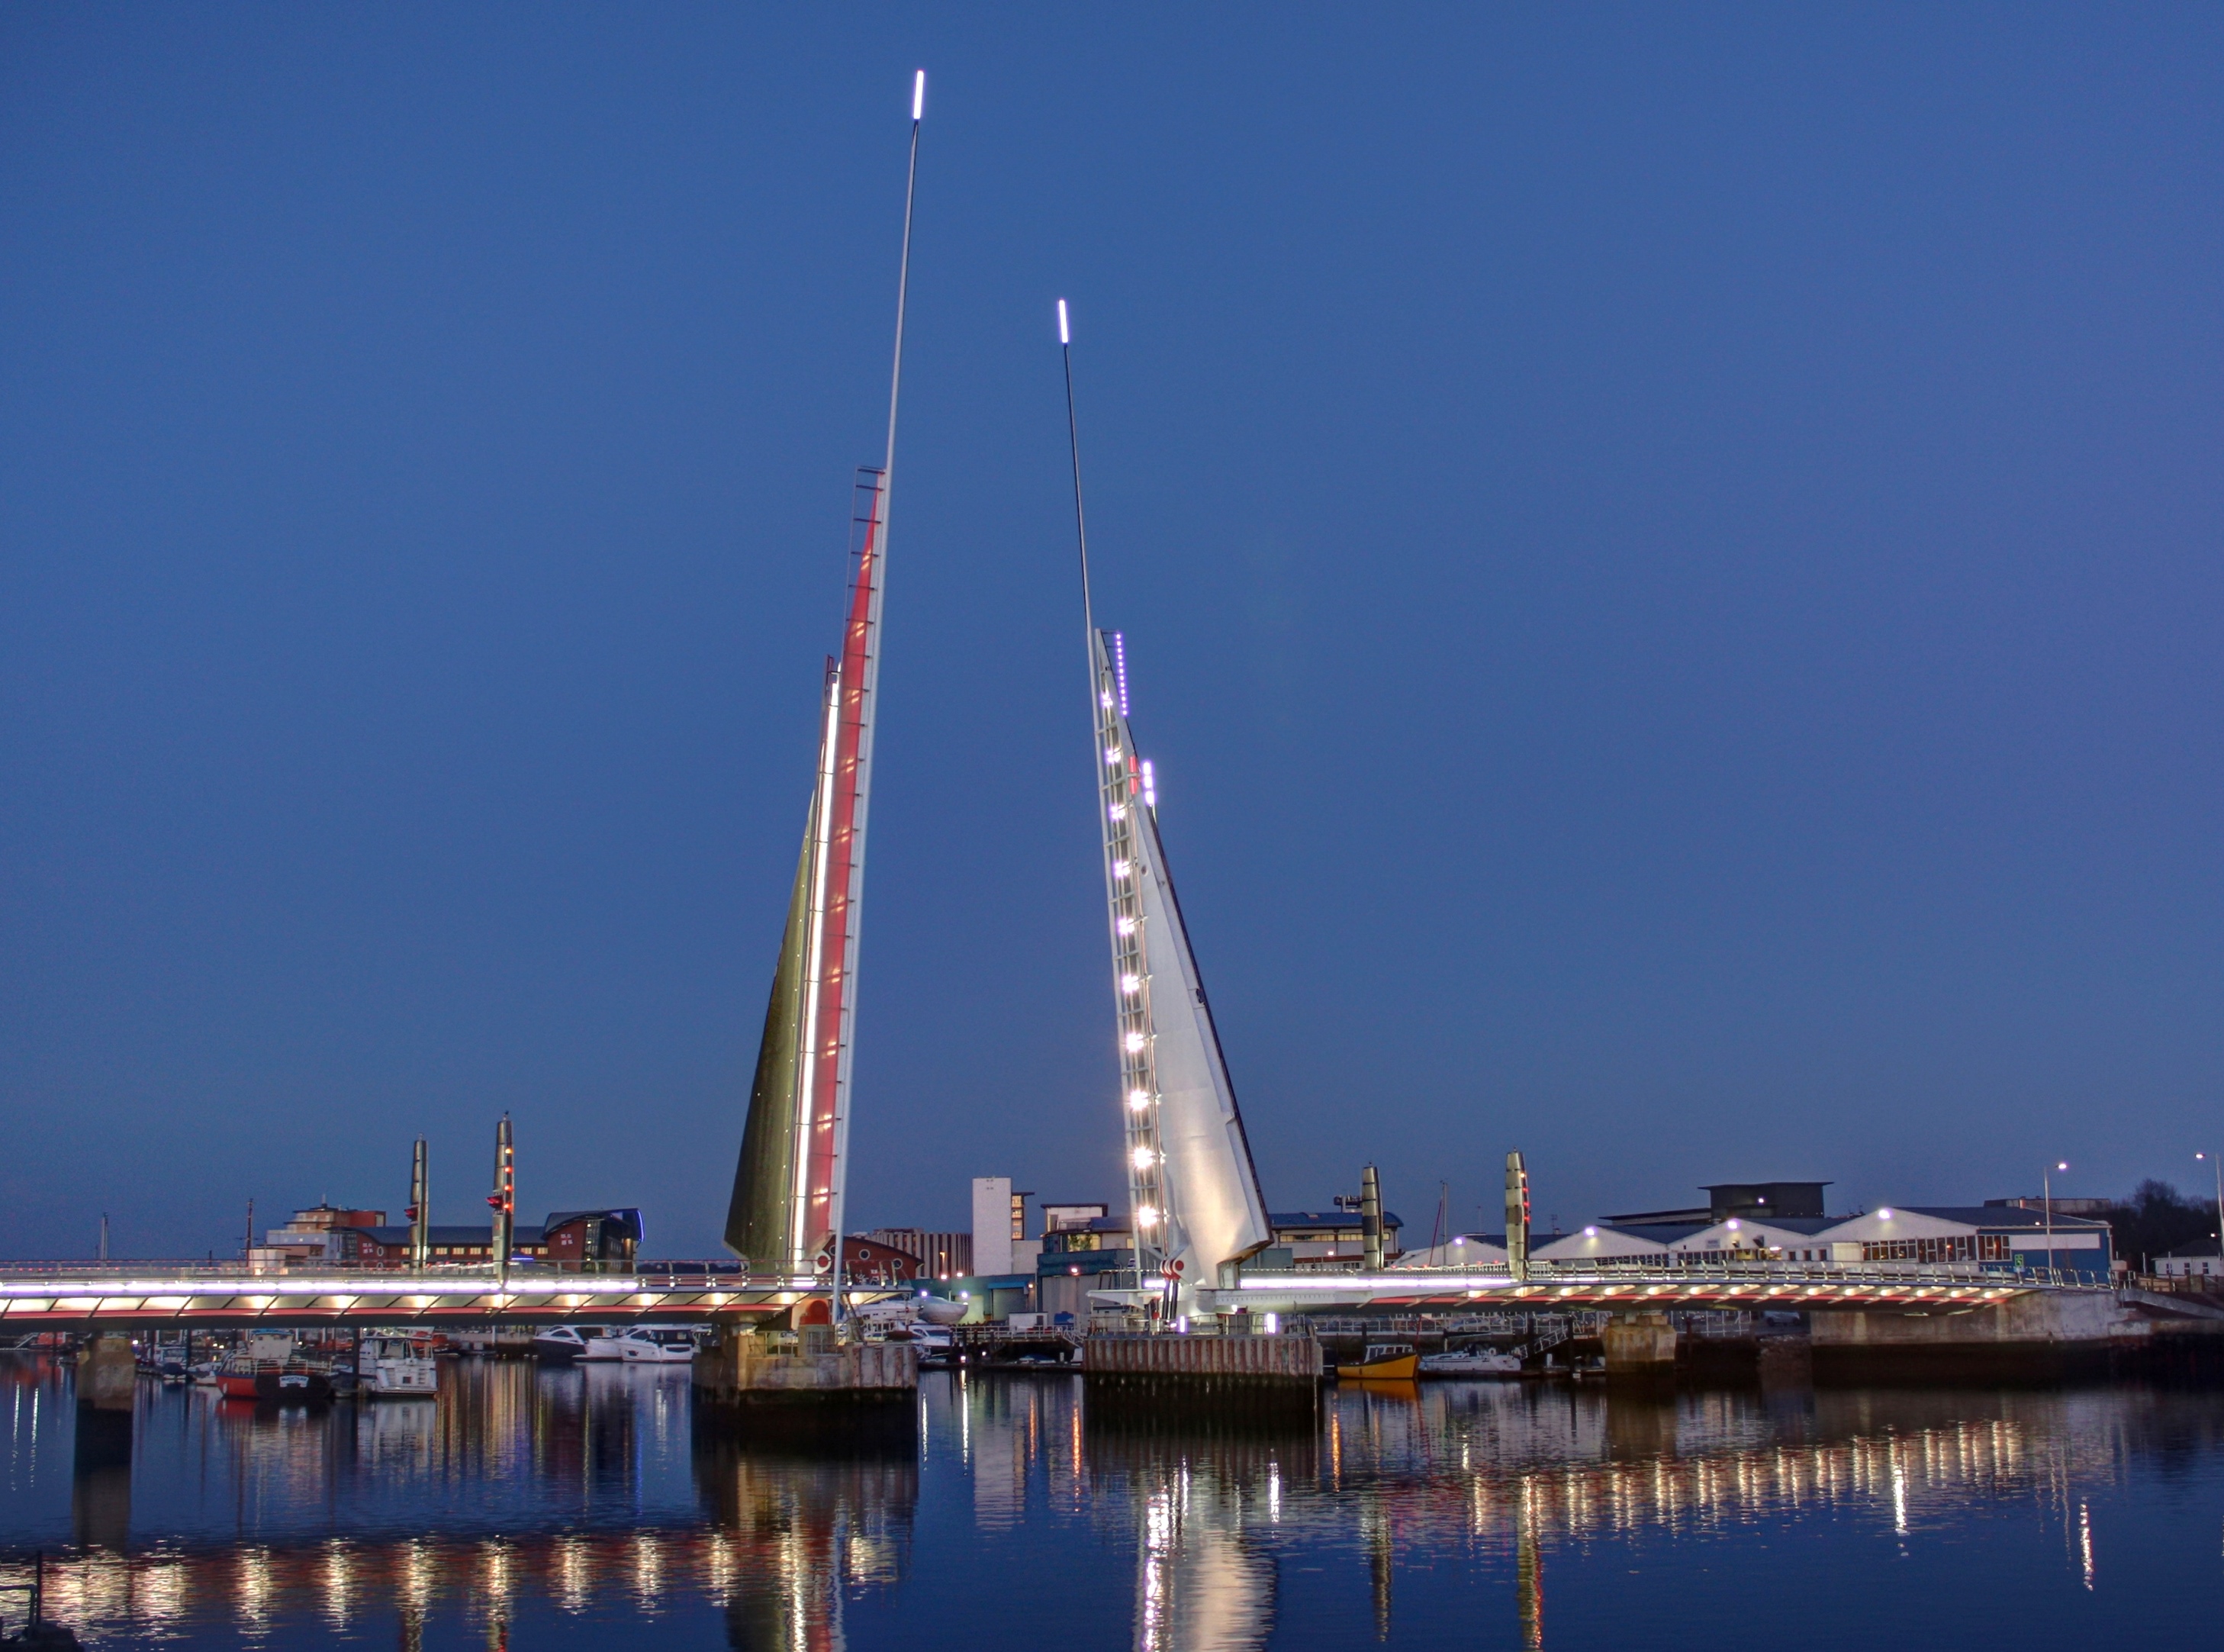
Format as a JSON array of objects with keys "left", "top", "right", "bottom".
[{"left": 1084, "top": 1331, "right": 1321, "bottom": 1390}]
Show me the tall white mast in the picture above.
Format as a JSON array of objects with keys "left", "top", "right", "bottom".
[{"left": 1059, "top": 303, "right": 1270, "bottom": 1311}]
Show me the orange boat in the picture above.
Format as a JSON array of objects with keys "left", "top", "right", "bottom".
[{"left": 1337, "top": 1342, "right": 1420, "bottom": 1381}]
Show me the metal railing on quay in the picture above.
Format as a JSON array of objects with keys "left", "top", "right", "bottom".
[{"left": 1337, "top": 1258, "right": 2113, "bottom": 1290}]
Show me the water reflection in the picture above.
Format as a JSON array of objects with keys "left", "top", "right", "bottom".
[
  {"left": 1, "top": 1354, "right": 2219, "bottom": 1648},
  {"left": 1083, "top": 1396, "right": 1313, "bottom": 1652},
  {"left": 693, "top": 1423, "right": 916, "bottom": 1651}
]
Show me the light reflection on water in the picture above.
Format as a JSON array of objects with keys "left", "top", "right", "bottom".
[{"left": 2, "top": 1354, "right": 2221, "bottom": 1648}]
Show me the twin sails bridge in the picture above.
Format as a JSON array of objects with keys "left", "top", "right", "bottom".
[{"left": 2, "top": 76, "right": 2124, "bottom": 1341}]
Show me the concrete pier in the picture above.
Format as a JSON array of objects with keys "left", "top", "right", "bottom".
[
  {"left": 1602, "top": 1312, "right": 1677, "bottom": 1380},
  {"left": 1084, "top": 1331, "right": 1321, "bottom": 1389},
  {"left": 693, "top": 1326, "right": 918, "bottom": 1415},
  {"left": 72, "top": 1333, "right": 135, "bottom": 1551},
  {"left": 76, "top": 1333, "right": 135, "bottom": 1416}
]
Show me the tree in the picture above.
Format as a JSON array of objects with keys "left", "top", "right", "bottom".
[{"left": 2103, "top": 1180, "right": 2216, "bottom": 1269}]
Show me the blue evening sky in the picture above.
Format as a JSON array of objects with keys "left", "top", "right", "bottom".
[{"left": 5, "top": 7, "right": 2222, "bottom": 1255}]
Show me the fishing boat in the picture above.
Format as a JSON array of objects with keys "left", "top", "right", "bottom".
[
  {"left": 358, "top": 1334, "right": 439, "bottom": 1398},
  {"left": 1418, "top": 1346, "right": 1522, "bottom": 1378},
  {"left": 1337, "top": 1342, "right": 1421, "bottom": 1381},
  {"left": 215, "top": 1354, "right": 333, "bottom": 1406}
]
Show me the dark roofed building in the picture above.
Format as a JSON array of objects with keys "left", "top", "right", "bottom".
[
  {"left": 333, "top": 1209, "right": 642, "bottom": 1270},
  {"left": 1270, "top": 1209, "right": 1405, "bottom": 1270},
  {"left": 1610, "top": 1183, "right": 1834, "bottom": 1225}
]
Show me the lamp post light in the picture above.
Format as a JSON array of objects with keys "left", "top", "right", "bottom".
[
  {"left": 2197, "top": 1153, "right": 2224, "bottom": 1281},
  {"left": 2042, "top": 1161, "right": 2068, "bottom": 1278}
]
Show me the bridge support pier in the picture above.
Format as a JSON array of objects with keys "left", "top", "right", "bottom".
[
  {"left": 1602, "top": 1312, "right": 1677, "bottom": 1381},
  {"left": 76, "top": 1332, "right": 135, "bottom": 1420},
  {"left": 693, "top": 1326, "right": 918, "bottom": 1441},
  {"left": 73, "top": 1332, "right": 135, "bottom": 1549}
]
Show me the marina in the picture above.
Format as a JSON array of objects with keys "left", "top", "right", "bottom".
[{"left": 8, "top": 12, "right": 2224, "bottom": 1649}]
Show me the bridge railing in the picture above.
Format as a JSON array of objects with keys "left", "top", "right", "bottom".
[
  {"left": 0, "top": 1261, "right": 816, "bottom": 1290},
  {"left": 1275, "top": 1258, "right": 2113, "bottom": 1290}
]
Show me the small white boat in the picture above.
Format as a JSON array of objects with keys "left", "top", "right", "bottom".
[
  {"left": 612, "top": 1326, "right": 698, "bottom": 1364},
  {"left": 359, "top": 1334, "right": 439, "bottom": 1398},
  {"left": 882, "top": 1322, "right": 955, "bottom": 1367},
  {"left": 1419, "top": 1347, "right": 1523, "bottom": 1377},
  {"left": 533, "top": 1325, "right": 626, "bottom": 1364}
]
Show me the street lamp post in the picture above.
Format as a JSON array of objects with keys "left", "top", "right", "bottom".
[
  {"left": 2198, "top": 1153, "right": 2224, "bottom": 1280},
  {"left": 2042, "top": 1161, "right": 2068, "bottom": 1279}
]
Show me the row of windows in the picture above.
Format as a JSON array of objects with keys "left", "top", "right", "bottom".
[{"left": 1860, "top": 1236, "right": 2013, "bottom": 1263}]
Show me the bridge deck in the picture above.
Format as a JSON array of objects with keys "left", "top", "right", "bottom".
[
  {"left": 1200, "top": 1261, "right": 2113, "bottom": 1316},
  {"left": 0, "top": 1267, "right": 806, "bottom": 1330}
]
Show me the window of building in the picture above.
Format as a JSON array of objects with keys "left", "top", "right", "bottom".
[{"left": 1859, "top": 1235, "right": 2000, "bottom": 1264}]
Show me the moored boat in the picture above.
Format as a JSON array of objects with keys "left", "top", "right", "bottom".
[
  {"left": 1418, "top": 1346, "right": 1522, "bottom": 1378},
  {"left": 533, "top": 1325, "right": 625, "bottom": 1364},
  {"left": 215, "top": 1356, "right": 333, "bottom": 1406},
  {"left": 359, "top": 1334, "right": 439, "bottom": 1398},
  {"left": 1337, "top": 1342, "right": 1421, "bottom": 1381},
  {"left": 613, "top": 1326, "right": 698, "bottom": 1364}
]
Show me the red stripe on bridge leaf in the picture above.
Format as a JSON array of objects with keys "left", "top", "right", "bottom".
[{"left": 802, "top": 495, "right": 882, "bottom": 1253}]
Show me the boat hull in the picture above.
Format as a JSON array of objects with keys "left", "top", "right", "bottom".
[
  {"left": 217, "top": 1367, "right": 333, "bottom": 1406},
  {"left": 1336, "top": 1353, "right": 1421, "bottom": 1381},
  {"left": 1418, "top": 1354, "right": 1522, "bottom": 1378}
]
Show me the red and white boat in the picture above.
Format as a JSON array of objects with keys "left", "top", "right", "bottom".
[{"left": 214, "top": 1339, "right": 333, "bottom": 1405}]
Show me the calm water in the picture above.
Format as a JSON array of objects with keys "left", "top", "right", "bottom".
[{"left": 5, "top": 1356, "right": 2223, "bottom": 1648}]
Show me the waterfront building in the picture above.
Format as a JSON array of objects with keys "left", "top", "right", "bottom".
[
  {"left": 1534, "top": 1222, "right": 1701, "bottom": 1265},
  {"left": 1608, "top": 1183, "right": 1833, "bottom": 1225},
  {"left": 1387, "top": 1232, "right": 1512, "bottom": 1269},
  {"left": 832, "top": 1235, "right": 922, "bottom": 1285},
  {"left": 249, "top": 1209, "right": 644, "bottom": 1270},
  {"left": 864, "top": 1229, "right": 972, "bottom": 1280},
  {"left": 1817, "top": 1206, "right": 2113, "bottom": 1276},
  {"left": 1669, "top": 1217, "right": 1839, "bottom": 1261},
  {"left": 2154, "top": 1239, "right": 2222, "bottom": 1280},
  {"left": 253, "top": 1203, "right": 388, "bottom": 1268},
  {"left": 1269, "top": 1209, "right": 1406, "bottom": 1270}
]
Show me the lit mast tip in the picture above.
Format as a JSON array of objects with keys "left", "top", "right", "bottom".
[
  {"left": 912, "top": 71, "right": 925, "bottom": 122},
  {"left": 1057, "top": 298, "right": 1070, "bottom": 345}
]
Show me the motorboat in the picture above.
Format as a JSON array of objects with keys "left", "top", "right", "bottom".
[
  {"left": 532, "top": 1325, "right": 626, "bottom": 1364},
  {"left": 215, "top": 1354, "right": 333, "bottom": 1406},
  {"left": 1336, "top": 1342, "right": 1421, "bottom": 1381},
  {"left": 1418, "top": 1346, "right": 1522, "bottom": 1377},
  {"left": 358, "top": 1334, "right": 439, "bottom": 1398},
  {"left": 882, "top": 1322, "right": 955, "bottom": 1368},
  {"left": 613, "top": 1326, "right": 699, "bottom": 1364}
]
